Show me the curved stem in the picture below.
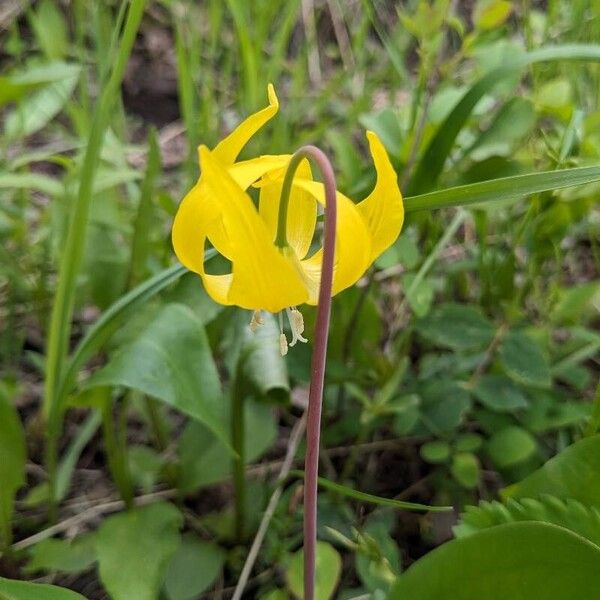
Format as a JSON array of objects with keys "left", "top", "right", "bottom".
[{"left": 279, "top": 146, "right": 337, "bottom": 600}]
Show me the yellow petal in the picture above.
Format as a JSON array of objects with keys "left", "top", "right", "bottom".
[
  {"left": 258, "top": 158, "right": 317, "bottom": 259},
  {"left": 228, "top": 154, "right": 290, "bottom": 190},
  {"left": 212, "top": 84, "right": 279, "bottom": 166},
  {"left": 198, "top": 146, "right": 308, "bottom": 312},
  {"left": 171, "top": 181, "right": 232, "bottom": 305},
  {"left": 356, "top": 131, "right": 404, "bottom": 261},
  {"left": 292, "top": 179, "right": 372, "bottom": 303}
]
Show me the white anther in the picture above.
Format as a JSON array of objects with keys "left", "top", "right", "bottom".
[
  {"left": 279, "top": 333, "right": 289, "bottom": 356},
  {"left": 250, "top": 310, "right": 264, "bottom": 332},
  {"left": 286, "top": 307, "right": 308, "bottom": 347}
]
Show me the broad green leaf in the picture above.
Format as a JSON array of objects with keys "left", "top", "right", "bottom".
[
  {"left": 29, "top": 0, "right": 69, "bottom": 60},
  {"left": 86, "top": 303, "right": 228, "bottom": 446},
  {"left": 60, "top": 262, "right": 191, "bottom": 403},
  {"left": 418, "top": 379, "right": 472, "bottom": 433},
  {"left": 405, "top": 165, "right": 600, "bottom": 212},
  {"left": 0, "top": 382, "right": 26, "bottom": 547},
  {"left": 473, "top": 375, "right": 529, "bottom": 411},
  {"left": 388, "top": 522, "right": 600, "bottom": 599},
  {"left": 240, "top": 313, "right": 289, "bottom": 403},
  {"left": 95, "top": 503, "right": 182, "bottom": 600},
  {"left": 178, "top": 398, "right": 277, "bottom": 493},
  {"left": 487, "top": 426, "right": 537, "bottom": 468},
  {"left": 164, "top": 535, "right": 225, "bottom": 600},
  {"left": 286, "top": 541, "right": 342, "bottom": 600},
  {"left": 505, "top": 435, "right": 600, "bottom": 506},
  {"left": 26, "top": 534, "right": 96, "bottom": 574},
  {"left": 498, "top": 331, "right": 551, "bottom": 388},
  {"left": 416, "top": 303, "right": 495, "bottom": 351},
  {"left": 0, "top": 578, "right": 86, "bottom": 600},
  {"left": 455, "top": 496, "right": 600, "bottom": 547}
]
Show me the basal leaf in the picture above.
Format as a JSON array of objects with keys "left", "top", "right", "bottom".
[
  {"left": 95, "top": 503, "right": 183, "bottom": 600},
  {"left": 0, "top": 578, "right": 86, "bottom": 600},
  {"left": 389, "top": 522, "right": 600, "bottom": 599}
]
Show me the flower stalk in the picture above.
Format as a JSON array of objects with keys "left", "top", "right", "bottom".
[{"left": 279, "top": 146, "right": 337, "bottom": 600}]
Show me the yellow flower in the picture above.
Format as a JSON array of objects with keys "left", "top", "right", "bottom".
[{"left": 172, "top": 84, "right": 403, "bottom": 315}]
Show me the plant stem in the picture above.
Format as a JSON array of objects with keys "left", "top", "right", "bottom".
[
  {"left": 231, "top": 367, "right": 246, "bottom": 541},
  {"left": 279, "top": 146, "right": 337, "bottom": 600}
]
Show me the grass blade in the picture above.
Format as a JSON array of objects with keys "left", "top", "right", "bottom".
[{"left": 405, "top": 165, "right": 600, "bottom": 213}]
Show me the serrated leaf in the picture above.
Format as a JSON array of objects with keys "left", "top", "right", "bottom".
[
  {"left": 498, "top": 331, "right": 551, "bottom": 388},
  {"left": 389, "top": 522, "right": 600, "bottom": 599},
  {"left": 95, "top": 503, "right": 183, "bottom": 600},
  {"left": 455, "top": 496, "right": 600, "bottom": 547}
]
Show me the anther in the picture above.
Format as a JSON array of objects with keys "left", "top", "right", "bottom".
[
  {"left": 250, "top": 310, "right": 264, "bottom": 332},
  {"left": 286, "top": 307, "right": 308, "bottom": 347},
  {"left": 279, "top": 333, "right": 289, "bottom": 356}
]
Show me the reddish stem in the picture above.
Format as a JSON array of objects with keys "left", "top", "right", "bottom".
[{"left": 281, "top": 145, "right": 337, "bottom": 600}]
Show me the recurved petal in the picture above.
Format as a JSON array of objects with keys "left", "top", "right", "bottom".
[
  {"left": 199, "top": 146, "right": 308, "bottom": 312},
  {"left": 258, "top": 158, "right": 317, "bottom": 260},
  {"left": 292, "top": 179, "right": 372, "bottom": 303},
  {"left": 356, "top": 131, "right": 404, "bottom": 262},
  {"left": 212, "top": 84, "right": 279, "bottom": 166}
]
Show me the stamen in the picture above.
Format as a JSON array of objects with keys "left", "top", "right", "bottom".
[
  {"left": 279, "top": 333, "right": 289, "bottom": 356},
  {"left": 249, "top": 310, "right": 264, "bottom": 332},
  {"left": 286, "top": 307, "right": 308, "bottom": 347}
]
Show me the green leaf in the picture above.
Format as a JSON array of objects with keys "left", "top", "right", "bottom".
[
  {"left": 286, "top": 541, "right": 342, "bottom": 600},
  {"left": 86, "top": 303, "right": 228, "bottom": 446},
  {"left": 473, "top": 0, "right": 513, "bottom": 30},
  {"left": 26, "top": 534, "right": 96, "bottom": 574},
  {"left": 5, "top": 72, "right": 80, "bottom": 138},
  {"left": 388, "top": 522, "right": 600, "bottom": 599},
  {"left": 408, "top": 44, "right": 600, "bottom": 194},
  {"left": 0, "top": 382, "right": 26, "bottom": 548},
  {"left": 0, "top": 577, "right": 86, "bottom": 600},
  {"left": 487, "top": 426, "right": 537, "bottom": 469},
  {"left": 498, "top": 331, "right": 551, "bottom": 388},
  {"left": 473, "top": 375, "right": 529, "bottom": 411},
  {"left": 418, "top": 379, "right": 472, "bottom": 433},
  {"left": 451, "top": 452, "right": 480, "bottom": 489},
  {"left": 455, "top": 496, "right": 600, "bottom": 547},
  {"left": 416, "top": 303, "right": 495, "bottom": 351},
  {"left": 164, "top": 535, "right": 225, "bottom": 600},
  {"left": 420, "top": 441, "right": 451, "bottom": 464},
  {"left": 551, "top": 281, "right": 600, "bottom": 325},
  {"left": 0, "top": 172, "right": 63, "bottom": 196},
  {"left": 504, "top": 435, "right": 600, "bottom": 507},
  {"left": 178, "top": 398, "right": 277, "bottom": 493},
  {"left": 406, "top": 165, "right": 600, "bottom": 212},
  {"left": 402, "top": 273, "right": 434, "bottom": 317},
  {"left": 240, "top": 313, "right": 289, "bottom": 403},
  {"left": 95, "top": 503, "right": 182, "bottom": 600}
]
